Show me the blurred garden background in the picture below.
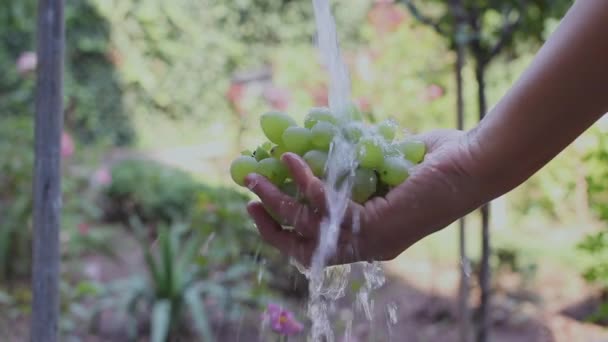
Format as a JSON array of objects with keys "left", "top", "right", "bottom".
[{"left": 3, "top": 0, "right": 608, "bottom": 341}]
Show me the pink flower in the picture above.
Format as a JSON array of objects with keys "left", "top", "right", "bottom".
[
  {"left": 368, "top": 1, "right": 406, "bottom": 33},
  {"left": 424, "top": 84, "right": 444, "bottom": 102},
  {"left": 263, "top": 85, "right": 291, "bottom": 111},
  {"left": 16, "top": 51, "right": 37, "bottom": 74},
  {"left": 227, "top": 82, "right": 246, "bottom": 116},
  {"left": 61, "top": 131, "right": 74, "bottom": 159},
  {"left": 262, "top": 303, "right": 304, "bottom": 336},
  {"left": 92, "top": 166, "right": 112, "bottom": 186},
  {"left": 310, "top": 84, "right": 329, "bottom": 107},
  {"left": 78, "top": 222, "right": 90, "bottom": 235},
  {"left": 356, "top": 97, "right": 372, "bottom": 113}
]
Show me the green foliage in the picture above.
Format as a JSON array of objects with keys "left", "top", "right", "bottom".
[
  {"left": 400, "top": 0, "right": 569, "bottom": 57},
  {"left": 0, "top": 278, "right": 106, "bottom": 339},
  {"left": 191, "top": 183, "right": 309, "bottom": 298},
  {"left": 97, "top": 222, "right": 263, "bottom": 341},
  {"left": 90, "top": 0, "right": 369, "bottom": 134},
  {"left": 578, "top": 232, "right": 608, "bottom": 286},
  {"left": 0, "top": 0, "right": 133, "bottom": 145},
  {"left": 577, "top": 126, "right": 608, "bottom": 322},
  {"left": 585, "top": 131, "right": 608, "bottom": 221},
  {"left": 268, "top": 9, "right": 454, "bottom": 133},
  {"left": 102, "top": 159, "right": 201, "bottom": 224},
  {"left": 0, "top": 117, "right": 34, "bottom": 282},
  {"left": 0, "top": 116, "right": 114, "bottom": 283},
  {"left": 508, "top": 145, "right": 583, "bottom": 222}
]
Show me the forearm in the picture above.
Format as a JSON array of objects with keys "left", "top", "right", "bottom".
[{"left": 469, "top": 0, "right": 608, "bottom": 199}]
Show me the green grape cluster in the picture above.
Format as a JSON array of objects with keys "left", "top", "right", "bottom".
[{"left": 230, "top": 107, "right": 427, "bottom": 204}]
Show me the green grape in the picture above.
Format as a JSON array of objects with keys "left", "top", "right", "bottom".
[
  {"left": 304, "top": 107, "right": 337, "bottom": 129},
  {"left": 303, "top": 150, "right": 328, "bottom": 177},
  {"left": 270, "top": 144, "right": 288, "bottom": 159},
  {"left": 374, "top": 178, "right": 391, "bottom": 198},
  {"left": 253, "top": 146, "right": 270, "bottom": 161},
  {"left": 383, "top": 144, "right": 401, "bottom": 157},
  {"left": 260, "top": 111, "right": 296, "bottom": 144},
  {"left": 343, "top": 122, "right": 364, "bottom": 143},
  {"left": 230, "top": 156, "right": 258, "bottom": 186},
  {"left": 311, "top": 122, "right": 337, "bottom": 151},
  {"left": 256, "top": 158, "right": 288, "bottom": 185},
  {"left": 379, "top": 156, "right": 411, "bottom": 186},
  {"left": 356, "top": 137, "right": 384, "bottom": 169},
  {"left": 394, "top": 139, "right": 427, "bottom": 164},
  {"left": 282, "top": 126, "right": 312, "bottom": 155},
  {"left": 377, "top": 119, "right": 397, "bottom": 142},
  {"left": 280, "top": 180, "right": 298, "bottom": 198},
  {"left": 352, "top": 168, "right": 377, "bottom": 203},
  {"left": 240, "top": 149, "right": 253, "bottom": 156}
]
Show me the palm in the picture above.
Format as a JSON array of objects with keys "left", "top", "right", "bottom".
[{"left": 245, "top": 129, "right": 482, "bottom": 266}]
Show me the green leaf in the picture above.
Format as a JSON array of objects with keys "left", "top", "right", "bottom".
[
  {"left": 159, "top": 228, "right": 174, "bottom": 297},
  {"left": 151, "top": 299, "right": 172, "bottom": 342},
  {"left": 177, "top": 232, "right": 204, "bottom": 280},
  {"left": 185, "top": 286, "right": 214, "bottom": 342},
  {"left": 143, "top": 240, "right": 162, "bottom": 294},
  {"left": 221, "top": 262, "right": 252, "bottom": 282}
]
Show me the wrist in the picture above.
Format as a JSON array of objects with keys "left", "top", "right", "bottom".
[{"left": 466, "top": 117, "right": 539, "bottom": 203}]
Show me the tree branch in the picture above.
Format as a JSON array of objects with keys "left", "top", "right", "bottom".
[
  {"left": 487, "top": 3, "right": 525, "bottom": 61},
  {"left": 401, "top": 0, "right": 446, "bottom": 36}
]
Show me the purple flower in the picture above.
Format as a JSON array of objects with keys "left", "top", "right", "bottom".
[{"left": 262, "top": 303, "right": 304, "bottom": 336}]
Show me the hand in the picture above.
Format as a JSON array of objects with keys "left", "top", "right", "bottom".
[{"left": 245, "top": 129, "right": 489, "bottom": 267}]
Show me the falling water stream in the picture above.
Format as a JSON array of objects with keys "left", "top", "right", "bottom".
[{"left": 293, "top": 1, "right": 390, "bottom": 341}]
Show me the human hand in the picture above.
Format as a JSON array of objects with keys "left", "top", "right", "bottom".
[{"left": 245, "top": 129, "right": 490, "bottom": 267}]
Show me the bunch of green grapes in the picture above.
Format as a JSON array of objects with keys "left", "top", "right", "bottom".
[{"left": 230, "top": 107, "right": 427, "bottom": 204}]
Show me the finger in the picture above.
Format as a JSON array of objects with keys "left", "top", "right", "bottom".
[
  {"left": 282, "top": 153, "right": 328, "bottom": 210},
  {"left": 325, "top": 237, "right": 377, "bottom": 267},
  {"left": 245, "top": 174, "right": 301, "bottom": 225},
  {"left": 247, "top": 202, "right": 299, "bottom": 251},
  {"left": 283, "top": 153, "right": 368, "bottom": 238},
  {"left": 247, "top": 202, "right": 314, "bottom": 263},
  {"left": 290, "top": 206, "right": 321, "bottom": 239},
  {"left": 406, "top": 129, "right": 453, "bottom": 153},
  {"left": 316, "top": 240, "right": 361, "bottom": 267},
  {"left": 245, "top": 174, "right": 320, "bottom": 235}
]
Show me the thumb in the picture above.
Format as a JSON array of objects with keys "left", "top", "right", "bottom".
[{"left": 404, "top": 129, "right": 461, "bottom": 154}]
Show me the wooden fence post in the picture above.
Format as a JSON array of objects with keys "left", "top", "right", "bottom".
[{"left": 31, "top": 0, "right": 64, "bottom": 341}]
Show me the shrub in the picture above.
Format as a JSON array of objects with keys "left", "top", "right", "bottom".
[
  {"left": 102, "top": 159, "right": 201, "bottom": 224},
  {"left": 0, "top": 117, "right": 34, "bottom": 282},
  {"left": 577, "top": 127, "right": 608, "bottom": 322},
  {"left": 0, "top": 116, "right": 115, "bottom": 283}
]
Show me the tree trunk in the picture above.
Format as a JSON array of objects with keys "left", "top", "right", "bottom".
[
  {"left": 31, "top": 0, "right": 64, "bottom": 341},
  {"left": 455, "top": 35, "right": 471, "bottom": 342},
  {"left": 475, "top": 61, "right": 491, "bottom": 342}
]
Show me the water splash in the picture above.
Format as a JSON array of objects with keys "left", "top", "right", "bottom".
[
  {"left": 293, "top": 1, "right": 388, "bottom": 341},
  {"left": 312, "top": 0, "right": 351, "bottom": 119}
]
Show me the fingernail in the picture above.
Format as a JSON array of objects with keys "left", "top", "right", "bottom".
[
  {"left": 246, "top": 201, "right": 258, "bottom": 213},
  {"left": 281, "top": 152, "right": 295, "bottom": 162},
  {"left": 244, "top": 174, "right": 259, "bottom": 188}
]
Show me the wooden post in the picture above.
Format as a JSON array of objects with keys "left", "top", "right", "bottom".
[
  {"left": 454, "top": 23, "right": 471, "bottom": 342},
  {"left": 475, "top": 61, "right": 490, "bottom": 342},
  {"left": 31, "top": 0, "right": 64, "bottom": 341},
  {"left": 449, "top": 2, "right": 471, "bottom": 340}
]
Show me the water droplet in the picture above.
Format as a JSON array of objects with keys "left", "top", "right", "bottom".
[{"left": 386, "top": 302, "right": 398, "bottom": 325}]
